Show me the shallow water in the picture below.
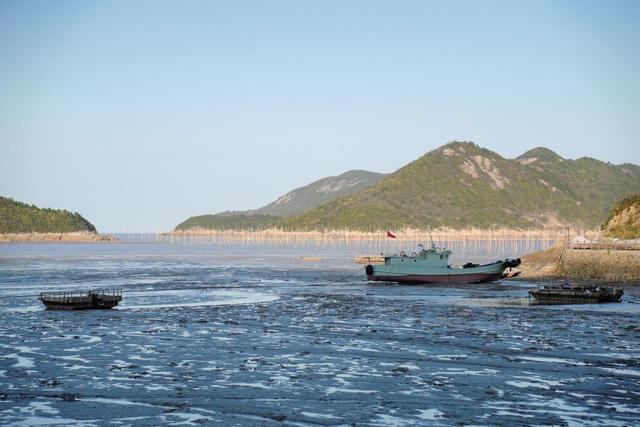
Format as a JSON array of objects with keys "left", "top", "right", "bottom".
[{"left": 1, "top": 239, "right": 639, "bottom": 426}]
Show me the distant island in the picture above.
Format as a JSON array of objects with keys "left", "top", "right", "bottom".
[
  {"left": 0, "top": 196, "right": 115, "bottom": 242},
  {"left": 174, "top": 141, "right": 640, "bottom": 235}
]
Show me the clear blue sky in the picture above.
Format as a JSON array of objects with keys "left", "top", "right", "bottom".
[{"left": 1, "top": 0, "right": 639, "bottom": 232}]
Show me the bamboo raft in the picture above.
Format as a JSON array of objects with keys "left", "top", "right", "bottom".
[{"left": 38, "top": 289, "right": 123, "bottom": 310}]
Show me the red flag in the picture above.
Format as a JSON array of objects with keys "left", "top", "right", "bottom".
[{"left": 386, "top": 230, "right": 397, "bottom": 239}]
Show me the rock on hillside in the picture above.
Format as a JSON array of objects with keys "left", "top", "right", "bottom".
[{"left": 601, "top": 194, "right": 640, "bottom": 239}]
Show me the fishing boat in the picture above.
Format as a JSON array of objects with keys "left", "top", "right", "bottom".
[
  {"left": 38, "top": 289, "right": 123, "bottom": 310},
  {"left": 364, "top": 245, "right": 521, "bottom": 284},
  {"left": 528, "top": 284, "right": 623, "bottom": 305}
]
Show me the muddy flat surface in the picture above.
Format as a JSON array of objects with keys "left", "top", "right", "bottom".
[{"left": 1, "top": 241, "right": 639, "bottom": 426}]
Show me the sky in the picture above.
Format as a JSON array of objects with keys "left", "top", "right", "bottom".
[{"left": 1, "top": 0, "right": 639, "bottom": 232}]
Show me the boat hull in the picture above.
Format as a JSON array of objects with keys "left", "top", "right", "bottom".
[
  {"left": 40, "top": 298, "right": 121, "bottom": 310},
  {"left": 367, "top": 271, "right": 505, "bottom": 284}
]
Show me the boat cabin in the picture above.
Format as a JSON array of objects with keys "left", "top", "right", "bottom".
[{"left": 386, "top": 246, "right": 452, "bottom": 267}]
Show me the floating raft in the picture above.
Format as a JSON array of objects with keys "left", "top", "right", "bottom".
[
  {"left": 298, "top": 256, "right": 323, "bottom": 262},
  {"left": 355, "top": 255, "right": 385, "bottom": 264},
  {"left": 529, "top": 285, "right": 623, "bottom": 305},
  {"left": 39, "top": 289, "right": 123, "bottom": 310}
]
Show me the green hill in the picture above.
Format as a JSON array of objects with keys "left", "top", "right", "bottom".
[
  {"left": 601, "top": 194, "right": 640, "bottom": 239},
  {"left": 283, "top": 141, "right": 640, "bottom": 230},
  {"left": 0, "top": 197, "right": 97, "bottom": 234},
  {"left": 176, "top": 170, "right": 386, "bottom": 230}
]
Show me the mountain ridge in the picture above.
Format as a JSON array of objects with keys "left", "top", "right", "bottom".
[{"left": 283, "top": 141, "right": 640, "bottom": 230}]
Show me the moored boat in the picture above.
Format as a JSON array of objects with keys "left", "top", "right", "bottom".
[
  {"left": 38, "top": 289, "right": 123, "bottom": 310},
  {"left": 365, "top": 245, "right": 521, "bottom": 284},
  {"left": 528, "top": 284, "right": 623, "bottom": 305}
]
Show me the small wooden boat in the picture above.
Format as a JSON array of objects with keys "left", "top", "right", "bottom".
[
  {"left": 529, "top": 284, "right": 623, "bottom": 305},
  {"left": 39, "top": 289, "right": 122, "bottom": 310}
]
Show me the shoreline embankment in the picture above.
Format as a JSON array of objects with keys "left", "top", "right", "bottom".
[
  {"left": 0, "top": 231, "right": 118, "bottom": 243},
  {"left": 518, "top": 244, "right": 640, "bottom": 283}
]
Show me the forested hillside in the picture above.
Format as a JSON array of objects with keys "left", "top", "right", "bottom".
[{"left": 0, "top": 197, "right": 97, "bottom": 233}]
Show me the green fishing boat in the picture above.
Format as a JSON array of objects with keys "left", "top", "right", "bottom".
[{"left": 365, "top": 245, "right": 521, "bottom": 284}]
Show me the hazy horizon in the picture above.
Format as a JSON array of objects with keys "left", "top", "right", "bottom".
[{"left": 2, "top": 1, "right": 639, "bottom": 232}]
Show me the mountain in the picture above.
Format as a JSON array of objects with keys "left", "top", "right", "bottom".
[
  {"left": 282, "top": 141, "right": 640, "bottom": 230},
  {"left": 601, "top": 194, "right": 640, "bottom": 239},
  {"left": 175, "top": 170, "right": 386, "bottom": 230},
  {"left": 0, "top": 196, "right": 97, "bottom": 234}
]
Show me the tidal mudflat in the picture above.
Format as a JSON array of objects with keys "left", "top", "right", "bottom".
[{"left": 1, "top": 240, "right": 639, "bottom": 426}]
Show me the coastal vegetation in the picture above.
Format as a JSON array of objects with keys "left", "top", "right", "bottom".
[
  {"left": 601, "top": 194, "right": 640, "bottom": 239},
  {"left": 0, "top": 196, "right": 97, "bottom": 234}
]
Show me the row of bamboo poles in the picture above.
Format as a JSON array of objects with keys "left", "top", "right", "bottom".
[{"left": 160, "top": 227, "right": 580, "bottom": 243}]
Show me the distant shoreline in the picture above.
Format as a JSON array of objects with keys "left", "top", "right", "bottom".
[
  {"left": 0, "top": 231, "right": 118, "bottom": 243},
  {"left": 164, "top": 227, "right": 591, "bottom": 241}
]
